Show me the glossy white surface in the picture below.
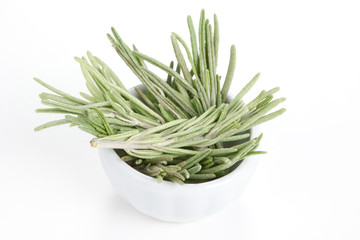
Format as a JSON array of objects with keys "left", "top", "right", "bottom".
[{"left": 99, "top": 131, "right": 259, "bottom": 222}]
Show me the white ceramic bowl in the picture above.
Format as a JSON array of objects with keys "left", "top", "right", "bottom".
[{"left": 98, "top": 85, "right": 261, "bottom": 222}]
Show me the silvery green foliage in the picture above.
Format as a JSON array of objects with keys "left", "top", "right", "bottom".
[{"left": 35, "top": 10, "right": 285, "bottom": 184}]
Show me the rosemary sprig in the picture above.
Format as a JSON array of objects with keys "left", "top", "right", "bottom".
[{"left": 34, "top": 10, "right": 286, "bottom": 184}]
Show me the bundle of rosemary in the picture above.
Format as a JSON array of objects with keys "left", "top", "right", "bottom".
[{"left": 35, "top": 10, "right": 285, "bottom": 184}]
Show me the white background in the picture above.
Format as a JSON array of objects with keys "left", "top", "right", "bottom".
[{"left": 1, "top": 0, "right": 359, "bottom": 239}]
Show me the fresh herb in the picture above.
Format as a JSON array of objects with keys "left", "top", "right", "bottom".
[{"left": 35, "top": 10, "right": 286, "bottom": 184}]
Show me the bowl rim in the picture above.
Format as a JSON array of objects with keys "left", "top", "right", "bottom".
[{"left": 100, "top": 127, "right": 258, "bottom": 189}]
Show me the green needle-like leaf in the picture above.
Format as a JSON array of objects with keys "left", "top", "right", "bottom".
[{"left": 34, "top": 10, "right": 285, "bottom": 185}]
